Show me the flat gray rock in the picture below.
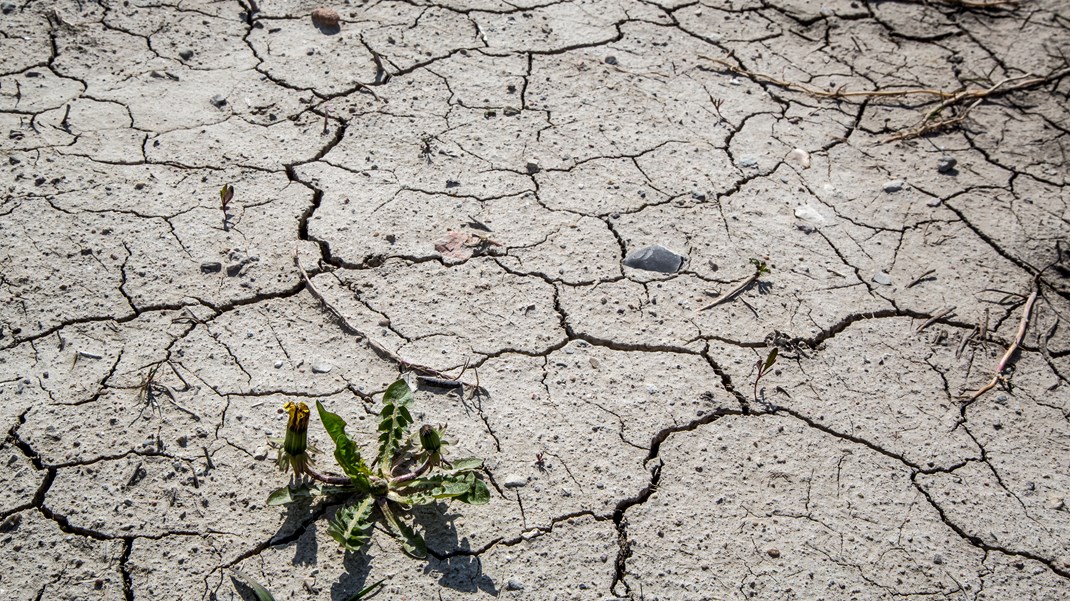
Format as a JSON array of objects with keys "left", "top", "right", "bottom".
[{"left": 622, "top": 244, "right": 685, "bottom": 273}]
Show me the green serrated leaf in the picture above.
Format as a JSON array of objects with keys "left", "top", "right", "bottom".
[
  {"left": 763, "top": 348, "right": 778, "bottom": 372},
  {"left": 327, "top": 497, "right": 376, "bottom": 552},
  {"left": 231, "top": 570, "right": 275, "bottom": 601},
  {"left": 444, "top": 457, "right": 483, "bottom": 473},
  {"left": 316, "top": 401, "right": 371, "bottom": 487},
  {"left": 378, "top": 500, "right": 427, "bottom": 558},
  {"left": 397, "top": 471, "right": 489, "bottom": 505},
  {"left": 459, "top": 478, "right": 490, "bottom": 505},
  {"left": 376, "top": 379, "right": 414, "bottom": 472}
]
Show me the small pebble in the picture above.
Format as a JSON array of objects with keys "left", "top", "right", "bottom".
[
  {"left": 937, "top": 156, "right": 957, "bottom": 173},
  {"left": 504, "top": 474, "right": 528, "bottom": 488},
  {"left": 738, "top": 156, "right": 758, "bottom": 168},
  {"left": 178, "top": 49, "right": 194, "bottom": 61},
  {"left": 506, "top": 579, "right": 525, "bottom": 591},
  {"left": 882, "top": 180, "right": 904, "bottom": 193},
  {"left": 933, "top": 554, "right": 944, "bottom": 565},
  {"left": 767, "top": 548, "right": 781, "bottom": 558},
  {"left": 274, "top": 360, "right": 284, "bottom": 369},
  {"left": 525, "top": 161, "right": 540, "bottom": 174},
  {"left": 872, "top": 271, "right": 892, "bottom": 286},
  {"left": 1, "top": 2, "right": 16, "bottom": 14},
  {"left": 310, "top": 360, "right": 333, "bottom": 374},
  {"left": 210, "top": 94, "right": 228, "bottom": 108},
  {"left": 604, "top": 56, "right": 618, "bottom": 65},
  {"left": 200, "top": 262, "right": 222, "bottom": 274},
  {"left": 311, "top": 7, "right": 341, "bottom": 28},
  {"left": 785, "top": 147, "right": 811, "bottom": 169}
]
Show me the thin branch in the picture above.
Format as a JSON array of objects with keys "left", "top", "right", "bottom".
[
  {"left": 292, "top": 249, "right": 475, "bottom": 386},
  {"left": 697, "top": 56, "right": 1070, "bottom": 142},
  {"left": 964, "top": 279, "right": 1040, "bottom": 401},
  {"left": 916, "top": 306, "right": 956, "bottom": 333}
]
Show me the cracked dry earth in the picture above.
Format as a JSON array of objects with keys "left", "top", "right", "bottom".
[{"left": 2, "top": 0, "right": 1070, "bottom": 599}]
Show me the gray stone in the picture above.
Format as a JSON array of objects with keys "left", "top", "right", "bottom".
[
  {"left": 178, "top": 49, "right": 194, "bottom": 61},
  {"left": 210, "top": 94, "right": 228, "bottom": 108},
  {"left": 200, "top": 262, "right": 222, "bottom": 274},
  {"left": 882, "top": 180, "right": 904, "bottom": 193},
  {"left": 937, "top": 156, "right": 957, "bottom": 173},
  {"left": 1, "top": 3, "right": 16, "bottom": 15},
  {"left": 738, "top": 156, "right": 758, "bottom": 168},
  {"left": 872, "top": 271, "right": 893, "bottom": 286},
  {"left": 506, "top": 579, "right": 525, "bottom": 591},
  {"left": 504, "top": 474, "right": 528, "bottom": 488},
  {"left": 622, "top": 244, "right": 685, "bottom": 274},
  {"left": 310, "top": 360, "right": 333, "bottom": 374}
]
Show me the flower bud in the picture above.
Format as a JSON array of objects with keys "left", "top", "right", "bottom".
[
  {"left": 278, "top": 401, "right": 312, "bottom": 476},
  {"left": 419, "top": 424, "right": 443, "bottom": 453}
]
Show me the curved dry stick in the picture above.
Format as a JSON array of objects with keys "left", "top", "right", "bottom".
[
  {"left": 964, "top": 279, "right": 1040, "bottom": 401},
  {"left": 292, "top": 249, "right": 475, "bottom": 387}
]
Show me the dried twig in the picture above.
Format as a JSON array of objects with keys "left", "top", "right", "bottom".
[
  {"left": 698, "top": 56, "right": 1070, "bottom": 142},
  {"left": 964, "top": 278, "right": 1040, "bottom": 401},
  {"left": 888, "top": 70, "right": 1070, "bottom": 141},
  {"left": 926, "top": 0, "right": 1019, "bottom": 7},
  {"left": 699, "top": 259, "right": 770, "bottom": 311},
  {"left": 292, "top": 250, "right": 478, "bottom": 389},
  {"left": 906, "top": 269, "right": 936, "bottom": 289},
  {"left": 956, "top": 325, "right": 977, "bottom": 359},
  {"left": 916, "top": 306, "right": 956, "bottom": 333}
]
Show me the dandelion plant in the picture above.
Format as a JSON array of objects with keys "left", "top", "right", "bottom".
[{"left": 268, "top": 378, "right": 489, "bottom": 558}]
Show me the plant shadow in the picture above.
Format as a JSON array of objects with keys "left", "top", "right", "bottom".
[{"left": 415, "top": 503, "right": 498, "bottom": 595}]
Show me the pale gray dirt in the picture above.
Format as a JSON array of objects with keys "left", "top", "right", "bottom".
[{"left": 1, "top": 0, "right": 1069, "bottom": 599}]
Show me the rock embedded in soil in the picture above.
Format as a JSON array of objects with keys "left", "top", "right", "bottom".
[
  {"left": 872, "top": 271, "right": 893, "bottom": 286},
  {"left": 882, "top": 180, "right": 904, "bottom": 193},
  {"left": 504, "top": 474, "right": 528, "bottom": 488},
  {"left": 622, "top": 244, "right": 685, "bottom": 273},
  {"left": 311, "top": 7, "right": 341, "bottom": 28}
]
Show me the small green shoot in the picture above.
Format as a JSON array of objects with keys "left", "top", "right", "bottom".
[
  {"left": 220, "top": 183, "right": 234, "bottom": 231},
  {"left": 268, "top": 377, "right": 489, "bottom": 559},
  {"left": 753, "top": 347, "right": 778, "bottom": 404}
]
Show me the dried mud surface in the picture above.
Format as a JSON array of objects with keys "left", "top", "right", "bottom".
[{"left": 2, "top": 0, "right": 1069, "bottom": 599}]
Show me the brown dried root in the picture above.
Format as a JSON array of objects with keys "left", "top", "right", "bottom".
[
  {"left": 964, "top": 278, "right": 1040, "bottom": 401},
  {"left": 698, "top": 57, "right": 1070, "bottom": 142}
]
